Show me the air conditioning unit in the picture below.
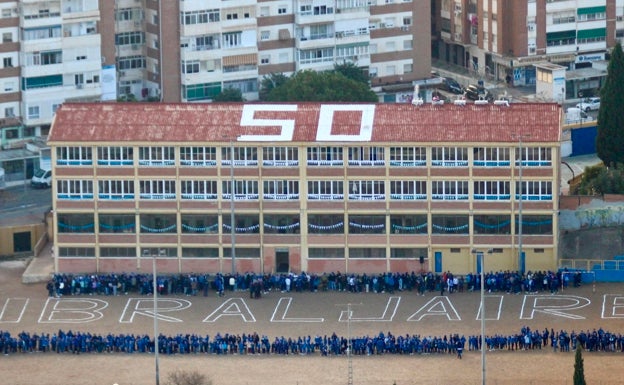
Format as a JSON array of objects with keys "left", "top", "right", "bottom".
[{"left": 474, "top": 99, "right": 489, "bottom": 105}]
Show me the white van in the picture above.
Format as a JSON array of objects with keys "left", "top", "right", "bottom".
[
  {"left": 31, "top": 168, "right": 52, "bottom": 188},
  {"left": 565, "top": 107, "right": 590, "bottom": 124}
]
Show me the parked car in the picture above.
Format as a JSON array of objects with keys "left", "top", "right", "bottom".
[
  {"left": 442, "top": 77, "right": 464, "bottom": 94},
  {"left": 575, "top": 97, "right": 600, "bottom": 112},
  {"left": 464, "top": 84, "right": 492, "bottom": 101}
]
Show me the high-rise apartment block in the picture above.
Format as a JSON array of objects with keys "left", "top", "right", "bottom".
[{"left": 434, "top": 0, "right": 621, "bottom": 90}]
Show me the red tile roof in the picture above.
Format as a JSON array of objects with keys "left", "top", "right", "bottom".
[{"left": 48, "top": 102, "right": 561, "bottom": 144}]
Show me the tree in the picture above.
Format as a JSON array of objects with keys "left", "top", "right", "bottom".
[
  {"left": 165, "top": 370, "right": 212, "bottom": 385},
  {"left": 573, "top": 345, "right": 586, "bottom": 385},
  {"left": 259, "top": 72, "right": 289, "bottom": 100},
  {"left": 334, "top": 62, "right": 369, "bottom": 85},
  {"left": 213, "top": 87, "right": 244, "bottom": 102},
  {"left": 263, "top": 70, "right": 378, "bottom": 102},
  {"left": 575, "top": 163, "right": 624, "bottom": 194},
  {"left": 597, "top": 42, "right": 624, "bottom": 167}
]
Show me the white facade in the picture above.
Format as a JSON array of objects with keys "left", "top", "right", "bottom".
[{"left": 20, "top": 0, "right": 102, "bottom": 129}]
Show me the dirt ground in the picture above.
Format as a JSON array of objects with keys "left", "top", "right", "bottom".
[{"left": 1, "top": 260, "right": 623, "bottom": 385}]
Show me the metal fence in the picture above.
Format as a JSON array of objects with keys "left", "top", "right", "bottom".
[{"left": 559, "top": 259, "right": 624, "bottom": 271}]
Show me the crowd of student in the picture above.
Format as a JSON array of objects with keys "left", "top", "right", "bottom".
[
  {"left": 46, "top": 269, "right": 583, "bottom": 298},
  {"left": 1, "top": 326, "right": 622, "bottom": 357}
]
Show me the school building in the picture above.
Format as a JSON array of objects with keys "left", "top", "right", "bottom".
[{"left": 47, "top": 102, "right": 562, "bottom": 275}]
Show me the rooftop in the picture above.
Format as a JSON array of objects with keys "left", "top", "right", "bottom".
[{"left": 48, "top": 102, "right": 562, "bottom": 144}]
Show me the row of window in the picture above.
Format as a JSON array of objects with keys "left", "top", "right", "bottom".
[
  {"left": 56, "top": 146, "right": 553, "bottom": 167},
  {"left": 57, "top": 213, "right": 553, "bottom": 235},
  {"left": 57, "top": 247, "right": 426, "bottom": 259},
  {"left": 56, "top": 179, "right": 553, "bottom": 201}
]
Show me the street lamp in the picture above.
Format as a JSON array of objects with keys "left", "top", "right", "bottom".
[
  {"left": 144, "top": 248, "right": 161, "bottom": 385},
  {"left": 471, "top": 248, "right": 493, "bottom": 385},
  {"left": 229, "top": 140, "right": 236, "bottom": 276},
  {"left": 512, "top": 134, "right": 530, "bottom": 275}
]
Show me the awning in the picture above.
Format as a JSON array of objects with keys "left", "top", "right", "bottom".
[
  {"left": 577, "top": 28, "right": 606, "bottom": 39},
  {"left": 577, "top": 6, "right": 606, "bottom": 15},
  {"left": 546, "top": 30, "right": 575, "bottom": 41},
  {"left": 222, "top": 53, "right": 257, "bottom": 67},
  {"left": 565, "top": 67, "right": 607, "bottom": 81}
]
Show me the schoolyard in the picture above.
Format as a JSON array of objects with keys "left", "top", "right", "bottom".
[{"left": 1, "top": 261, "right": 623, "bottom": 385}]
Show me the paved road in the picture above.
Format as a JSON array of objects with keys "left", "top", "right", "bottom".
[{"left": 0, "top": 184, "right": 52, "bottom": 226}]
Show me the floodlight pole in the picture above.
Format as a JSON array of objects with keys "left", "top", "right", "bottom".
[
  {"left": 230, "top": 139, "right": 236, "bottom": 275},
  {"left": 152, "top": 252, "right": 160, "bottom": 385}
]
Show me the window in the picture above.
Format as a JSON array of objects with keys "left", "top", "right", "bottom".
[
  {"left": 473, "top": 181, "right": 510, "bottom": 200},
  {"left": 57, "top": 213, "right": 94, "bottom": 233},
  {"left": 97, "top": 146, "right": 133, "bottom": 166},
  {"left": 222, "top": 146, "right": 258, "bottom": 166},
  {"left": 260, "top": 30, "right": 270, "bottom": 40},
  {"left": 260, "top": 55, "right": 270, "bottom": 64},
  {"left": 98, "top": 180, "right": 135, "bottom": 200},
  {"left": 182, "top": 248, "right": 219, "bottom": 258},
  {"left": 28, "top": 106, "right": 40, "bottom": 119},
  {"left": 222, "top": 180, "right": 259, "bottom": 200},
  {"left": 58, "top": 247, "right": 95, "bottom": 258},
  {"left": 138, "top": 146, "right": 175, "bottom": 166},
  {"left": 263, "top": 214, "right": 300, "bottom": 234},
  {"left": 516, "top": 214, "right": 552, "bottom": 235},
  {"left": 262, "top": 146, "right": 299, "bottom": 166},
  {"left": 222, "top": 214, "right": 260, "bottom": 234},
  {"left": 57, "top": 180, "right": 94, "bottom": 200},
  {"left": 181, "top": 214, "right": 219, "bottom": 233},
  {"left": 349, "top": 215, "right": 385, "bottom": 234},
  {"left": 115, "top": 32, "right": 144, "bottom": 45},
  {"left": 3, "top": 57, "right": 12, "bottom": 68},
  {"left": 117, "top": 56, "right": 146, "bottom": 70},
  {"left": 347, "top": 147, "right": 384, "bottom": 166},
  {"left": 23, "top": 26, "right": 61, "bottom": 40},
  {"left": 181, "top": 9, "right": 220, "bottom": 25},
  {"left": 308, "top": 214, "right": 344, "bottom": 234},
  {"left": 4, "top": 107, "right": 15, "bottom": 118},
  {"left": 390, "top": 180, "right": 427, "bottom": 200},
  {"left": 403, "top": 63, "right": 413, "bottom": 73},
  {"left": 298, "top": 48, "right": 334, "bottom": 64},
  {"left": 348, "top": 180, "right": 385, "bottom": 200},
  {"left": 431, "top": 180, "right": 469, "bottom": 200},
  {"left": 516, "top": 181, "right": 552, "bottom": 201},
  {"left": 180, "top": 180, "right": 217, "bottom": 200},
  {"left": 389, "top": 146, "right": 426, "bottom": 166},
  {"left": 391, "top": 247, "right": 427, "bottom": 259},
  {"left": 139, "top": 180, "right": 176, "bottom": 200},
  {"left": 223, "top": 248, "right": 260, "bottom": 258},
  {"left": 182, "top": 60, "right": 200, "bottom": 74},
  {"left": 100, "top": 247, "right": 137, "bottom": 258},
  {"left": 140, "top": 214, "right": 177, "bottom": 233},
  {"left": 1, "top": 9, "right": 11, "bottom": 18},
  {"left": 308, "top": 248, "right": 344, "bottom": 258},
  {"left": 431, "top": 214, "right": 469, "bottom": 234},
  {"left": 307, "top": 146, "right": 343, "bottom": 166},
  {"left": 349, "top": 248, "right": 385, "bottom": 258},
  {"left": 473, "top": 214, "right": 511, "bottom": 235},
  {"left": 517, "top": 147, "right": 551, "bottom": 166},
  {"left": 390, "top": 214, "right": 427, "bottom": 234},
  {"left": 223, "top": 32, "right": 243, "bottom": 48},
  {"left": 308, "top": 180, "right": 344, "bottom": 200},
  {"left": 99, "top": 214, "right": 136, "bottom": 233},
  {"left": 278, "top": 7, "right": 287, "bottom": 14},
  {"left": 552, "top": 12, "right": 575, "bottom": 24},
  {"left": 180, "top": 146, "right": 216, "bottom": 166},
  {"left": 195, "top": 35, "right": 219, "bottom": 50},
  {"left": 431, "top": 147, "right": 468, "bottom": 166},
  {"left": 263, "top": 180, "right": 299, "bottom": 200},
  {"left": 2, "top": 32, "right": 12, "bottom": 42},
  {"left": 57, "top": 146, "right": 93, "bottom": 166},
  {"left": 473, "top": 147, "right": 510, "bottom": 167}
]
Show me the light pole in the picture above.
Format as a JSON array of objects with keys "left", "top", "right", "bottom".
[
  {"left": 229, "top": 140, "right": 236, "bottom": 275},
  {"left": 472, "top": 248, "right": 492, "bottom": 385},
  {"left": 150, "top": 249, "right": 160, "bottom": 385},
  {"left": 512, "top": 134, "right": 530, "bottom": 275}
]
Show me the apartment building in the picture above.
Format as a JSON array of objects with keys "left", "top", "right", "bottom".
[
  {"left": 48, "top": 102, "right": 561, "bottom": 275},
  {"left": 104, "top": 0, "right": 431, "bottom": 103},
  {"left": 435, "top": 0, "right": 621, "bottom": 91},
  {"left": 0, "top": 0, "right": 102, "bottom": 183}
]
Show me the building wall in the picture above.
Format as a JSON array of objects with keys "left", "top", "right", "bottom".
[{"left": 50, "top": 138, "right": 560, "bottom": 275}]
